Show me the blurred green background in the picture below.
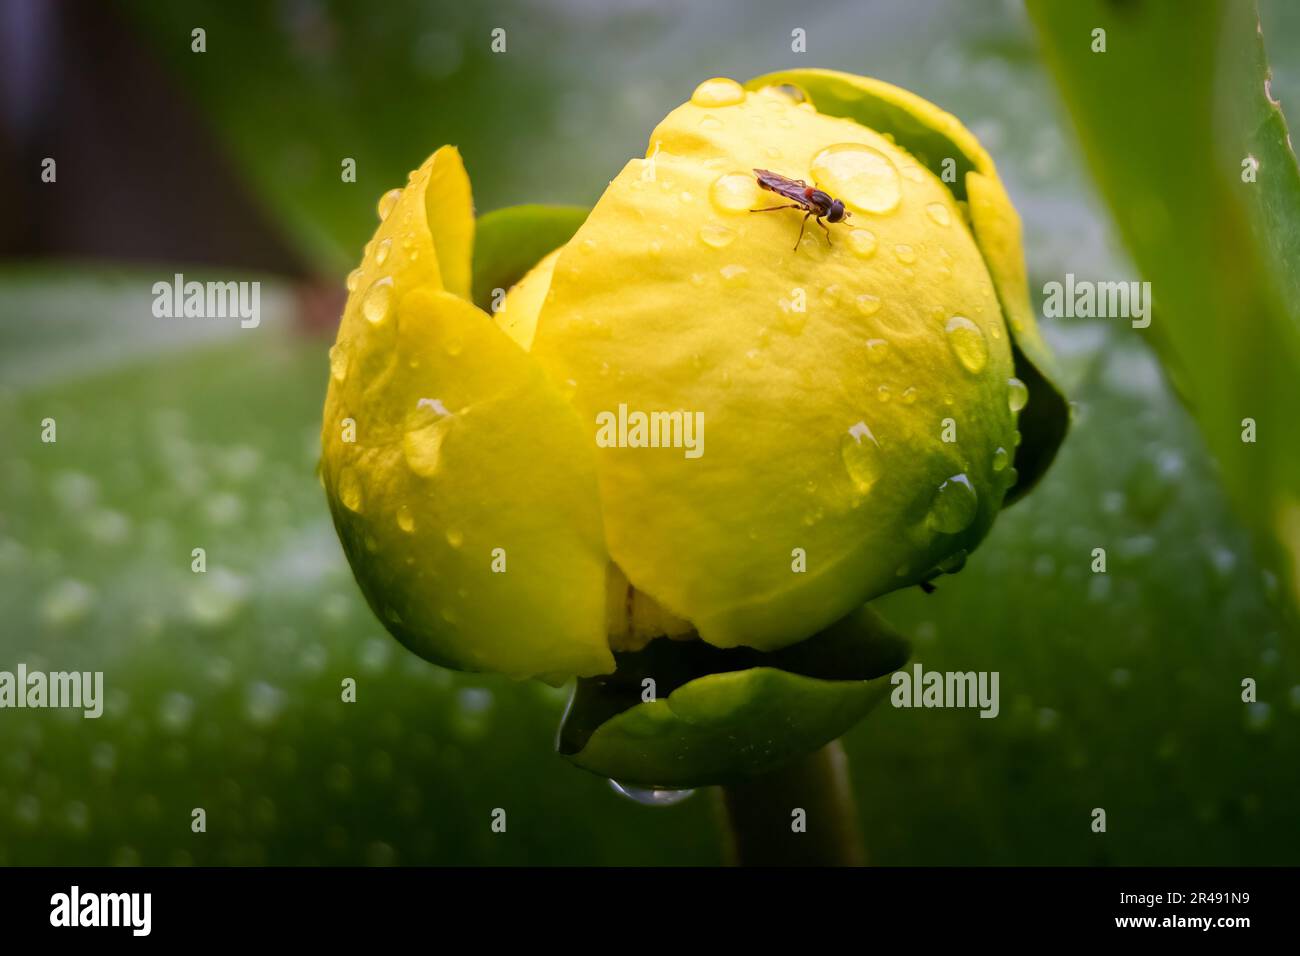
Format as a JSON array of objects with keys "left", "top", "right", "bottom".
[{"left": 1, "top": 0, "right": 1298, "bottom": 865}]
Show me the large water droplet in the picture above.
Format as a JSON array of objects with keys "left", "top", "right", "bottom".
[
  {"left": 345, "top": 268, "right": 362, "bottom": 292},
  {"left": 710, "top": 172, "right": 761, "bottom": 213},
  {"left": 841, "top": 421, "right": 881, "bottom": 494},
  {"left": 1008, "top": 377, "right": 1029, "bottom": 413},
  {"left": 377, "top": 188, "right": 402, "bottom": 221},
  {"left": 945, "top": 315, "right": 988, "bottom": 373},
  {"left": 375, "top": 238, "right": 391, "bottom": 266},
  {"left": 609, "top": 780, "right": 695, "bottom": 806},
  {"left": 810, "top": 143, "right": 901, "bottom": 214},
  {"left": 362, "top": 276, "right": 394, "bottom": 325},
  {"left": 338, "top": 467, "right": 363, "bottom": 512},
  {"left": 690, "top": 77, "right": 745, "bottom": 108},
  {"left": 699, "top": 223, "right": 735, "bottom": 248},
  {"left": 927, "top": 473, "right": 978, "bottom": 534}
]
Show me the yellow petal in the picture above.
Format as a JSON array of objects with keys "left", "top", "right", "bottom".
[
  {"left": 530, "top": 86, "right": 1017, "bottom": 652},
  {"left": 322, "top": 154, "right": 610, "bottom": 680}
]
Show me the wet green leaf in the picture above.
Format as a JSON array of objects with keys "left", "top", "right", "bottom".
[{"left": 1029, "top": 0, "right": 1300, "bottom": 605}]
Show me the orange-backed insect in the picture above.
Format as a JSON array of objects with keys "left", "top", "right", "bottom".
[{"left": 750, "top": 168, "right": 851, "bottom": 250}]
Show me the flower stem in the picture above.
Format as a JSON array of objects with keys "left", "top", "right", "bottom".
[{"left": 718, "top": 739, "right": 865, "bottom": 866}]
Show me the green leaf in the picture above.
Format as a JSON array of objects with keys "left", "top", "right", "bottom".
[
  {"left": 744, "top": 69, "right": 1070, "bottom": 504},
  {"left": 471, "top": 204, "right": 589, "bottom": 312},
  {"left": 559, "top": 606, "right": 909, "bottom": 788},
  {"left": 1027, "top": 0, "right": 1300, "bottom": 604}
]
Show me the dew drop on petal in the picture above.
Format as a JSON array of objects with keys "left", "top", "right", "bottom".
[
  {"left": 362, "top": 277, "right": 394, "bottom": 325},
  {"left": 893, "top": 243, "right": 917, "bottom": 264},
  {"left": 377, "top": 188, "right": 402, "bottom": 222},
  {"left": 856, "top": 294, "right": 882, "bottom": 316},
  {"left": 945, "top": 315, "right": 988, "bottom": 373},
  {"left": 328, "top": 345, "right": 349, "bottom": 382},
  {"left": 840, "top": 421, "right": 881, "bottom": 494},
  {"left": 338, "top": 467, "right": 363, "bottom": 512},
  {"left": 396, "top": 506, "right": 415, "bottom": 534},
  {"left": 699, "top": 223, "right": 735, "bottom": 248},
  {"left": 925, "top": 202, "right": 952, "bottom": 226},
  {"left": 927, "top": 473, "right": 978, "bottom": 534},
  {"left": 1008, "top": 377, "right": 1029, "bottom": 412},
  {"left": 810, "top": 144, "right": 901, "bottom": 214},
  {"left": 710, "top": 172, "right": 761, "bottom": 213},
  {"left": 690, "top": 77, "right": 745, "bottom": 108},
  {"left": 847, "top": 228, "right": 878, "bottom": 258}
]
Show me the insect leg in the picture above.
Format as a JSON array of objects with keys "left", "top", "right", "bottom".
[
  {"left": 749, "top": 203, "right": 803, "bottom": 213},
  {"left": 794, "top": 211, "right": 811, "bottom": 250},
  {"left": 817, "top": 216, "right": 833, "bottom": 245}
]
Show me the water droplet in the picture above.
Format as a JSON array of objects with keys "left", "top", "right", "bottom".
[
  {"left": 699, "top": 114, "right": 723, "bottom": 130},
  {"left": 445, "top": 528, "right": 464, "bottom": 549},
  {"left": 841, "top": 421, "right": 881, "bottom": 494},
  {"left": 926, "top": 473, "right": 978, "bottom": 534},
  {"left": 690, "top": 77, "right": 745, "bottom": 108},
  {"left": 856, "top": 293, "right": 882, "bottom": 316},
  {"left": 362, "top": 276, "right": 394, "bottom": 325},
  {"left": 609, "top": 780, "right": 695, "bottom": 806},
  {"left": 1008, "top": 377, "right": 1029, "bottom": 412},
  {"left": 345, "top": 268, "right": 362, "bottom": 292},
  {"left": 374, "top": 238, "right": 391, "bottom": 265},
  {"left": 403, "top": 403, "right": 453, "bottom": 478},
  {"left": 901, "top": 165, "right": 925, "bottom": 183},
  {"left": 810, "top": 143, "right": 901, "bottom": 214},
  {"left": 339, "top": 467, "right": 363, "bottom": 512},
  {"left": 944, "top": 315, "right": 988, "bottom": 373},
  {"left": 396, "top": 506, "right": 415, "bottom": 533},
  {"left": 865, "top": 338, "right": 888, "bottom": 362},
  {"left": 992, "top": 447, "right": 1010, "bottom": 472},
  {"left": 328, "top": 345, "right": 349, "bottom": 382},
  {"left": 699, "top": 223, "right": 735, "bottom": 248},
  {"left": 709, "top": 172, "right": 761, "bottom": 213},
  {"left": 720, "top": 263, "right": 749, "bottom": 283},
  {"left": 893, "top": 243, "right": 917, "bottom": 264},
  {"left": 925, "top": 202, "right": 951, "bottom": 226},
  {"left": 847, "top": 228, "right": 878, "bottom": 258},
  {"left": 377, "top": 188, "right": 402, "bottom": 221},
  {"left": 877, "top": 385, "right": 892, "bottom": 402},
  {"left": 900, "top": 386, "right": 918, "bottom": 404}
]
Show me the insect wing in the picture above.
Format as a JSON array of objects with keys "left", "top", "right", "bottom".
[{"left": 753, "top": 169, "right": 809, "bottom": 204}]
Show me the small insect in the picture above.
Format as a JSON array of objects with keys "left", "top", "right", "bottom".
[{"left": 750, "top": 168, "right": 851, "bottom": 250}]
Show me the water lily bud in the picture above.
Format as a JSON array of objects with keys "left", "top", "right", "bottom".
[{"left": 320, "top": 70, "right": 1067, "bottom": 783}]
